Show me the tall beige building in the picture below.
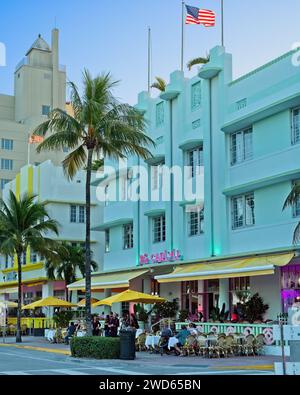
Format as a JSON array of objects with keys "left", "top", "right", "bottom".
[{"left": 0, "top": 29, "right": 68, "bottom": 192}]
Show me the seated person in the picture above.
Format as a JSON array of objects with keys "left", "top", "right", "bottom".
[
  {"left": 64, "top": 322, "right": 76, "bottom": 345},
  {"left": 188, "top": 323, "right": 198, "bottom": 336},
  {"left": 159, "top": 324, "right": 173, "bottom": 354},
  {"left": 174, "top": 325, "right": 190, "bottom": 356}
]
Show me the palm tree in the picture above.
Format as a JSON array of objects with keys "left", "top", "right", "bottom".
[
  {"left": 45, "top": 242, "right": 98, "bottom": 301},
  {"left": 33, "top": 70, "right": 154, "bottom": 335},
  {"left": 151, "top": 76, "right": 166, "bottom": 92},
  {"left": 187, "top": 56, "right": 210, "bottom": 71},
  {"left": 283, "top": 182, "right": 300, "bottom": 243},
  {"left": 0, "top": 191, "right": 59, "bottom": 342}
]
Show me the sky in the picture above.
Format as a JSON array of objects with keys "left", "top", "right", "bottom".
[{"left": 1, "top": 0, "right": 300, "bottom": 104}]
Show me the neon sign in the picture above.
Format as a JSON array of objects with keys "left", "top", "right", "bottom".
[{"left": 139, "top": 249, "right": 183, "bottom": 266}]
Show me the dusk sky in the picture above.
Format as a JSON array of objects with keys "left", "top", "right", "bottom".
[{"left": 1, "top": 0, "right": 300, "bottom": 104}]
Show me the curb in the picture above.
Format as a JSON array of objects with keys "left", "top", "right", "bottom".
[{"left": 0, "top": 342, "right": 71, "bottom": 356}]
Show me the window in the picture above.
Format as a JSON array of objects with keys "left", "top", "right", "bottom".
[
  {"left": 78, "top": 206, "right": 85, "bottom": 223},
  {"left": 188, "top": 209, "right": 204, "bottom": 236},
  {"left": 153, "top": 215, "right": 166, "bottom": 243},
  {"left": 104, "top": 185, "right": 109, "bottom": 207},
  {"left": 187, "top": 146, "right": 203, "bottom": 178},
  {"left": 42, "top": 105, "right": 51, "bottom": 116},
  {"left": 105, "top": 229, "right": 110, "bottom": 253},
  {"left": 231, "top": 193, "right": 255, "bottom": 229},
  {"left": 156, "top": 102, "right": 164, "bottom": 127},
  {"left": 1, "top": 159, "right": 13, "bottom": 170},
  {"left": 30, "top": 250, "right": 37, "bottom": 263},
  {"left": 1, "top": 179, "right": 9, "bottom": 190},
  {"left": 54, "top": 290, "right": 65, "bottom": 300},
  {"left": 123, "top": 223, "right": 133, "bottom": 250},
  {"left": 230, "top": 128, "right": 253, "bottom": 165},
  {"left": 70, "top": 205, "right": 77, "bottom": 223},
  {"left": 292, "top": 108, "right": 300, "bottom": 145},
  {"left": 22, "top": 251, "right": 26, "bottom": 265},
  {"left": 70, "top": 205, "right": 85, "bottom": 223},
  {"left": 191, "top": 81, "right": 201, "bottom": 110},
  {"left": 1, "top": 139, "right": 13, "bottom": 150}
]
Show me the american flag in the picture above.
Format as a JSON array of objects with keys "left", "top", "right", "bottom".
[{"left": 185, "top": 5, "right": 216, "bottom": 27}]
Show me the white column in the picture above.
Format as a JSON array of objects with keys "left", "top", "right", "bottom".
[{"left": 219, "top": 278, "right": 230, "bottom": 311}]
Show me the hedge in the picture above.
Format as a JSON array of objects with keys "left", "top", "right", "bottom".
[{"left": 70, "top": 337, "right": 120, "bottom": 359}]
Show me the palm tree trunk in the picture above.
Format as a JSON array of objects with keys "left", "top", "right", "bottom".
[
  {"left": 85, "top": 148, "right": 93, "bottom": 336},
  {"left": 16, "top": 252, "right": 22, "bottom": 343}
]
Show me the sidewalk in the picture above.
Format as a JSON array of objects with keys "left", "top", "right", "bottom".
[{"left": 0, "top": 335, "right": 282, "bottom": 371}]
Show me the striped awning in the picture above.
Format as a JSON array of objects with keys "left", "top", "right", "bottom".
[
  {"left": 67, "top": 269, "right": 148, "bottom": 291},
  {"left": 155, "top": 253, "right": 294, "bottom": 283},
  {"left": 0, "top": 287, "right": 18, "bottom": 294}
]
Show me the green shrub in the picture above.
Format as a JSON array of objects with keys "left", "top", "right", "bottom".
[{"left": 70, "top": 337, "right": 120, "bottom": 359}]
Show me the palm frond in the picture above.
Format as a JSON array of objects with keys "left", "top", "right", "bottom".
[
  {"left": 293, "top": 221, "right": 300, "bottom": 244},
  {"left": 187, "top": 56, "right": 210, "bottom": 71},
  {"left": 283, "top": 183, "right": 300, "bottom": 211},
  {"left": 62, "top": 145, "right": 87, "bottom": 179},
  {"left": 151, "top": 77, "right": 166, "bottom": 92}
]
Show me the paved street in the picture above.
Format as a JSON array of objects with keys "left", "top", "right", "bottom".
[{"left": 0, "top": 343, "right": 278, "bottom": 375}]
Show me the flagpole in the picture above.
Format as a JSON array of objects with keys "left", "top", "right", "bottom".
[
  {"left": 181, "top": 1, "right": 185, "bottom": 71},
  {"left": 221, "top": 0, "right": 224, "bottom": 47},
  {"left": 147, "top": 26, "right": 151, "bottom": 93}
]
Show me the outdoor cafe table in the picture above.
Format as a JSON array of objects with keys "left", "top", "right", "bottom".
[{"left": 145, "top": 335, "right": 179, "bottom": 350}]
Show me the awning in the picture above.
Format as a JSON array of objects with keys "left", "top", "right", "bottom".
[
  {"left": 155, "top": 253, "right": 294, "bottom": 283},
  {"left": 0, "top": 287, "right": 18, "bottom": 294},
  {"left": 67, "top": 269, "right": 148, "bottom": 291}
]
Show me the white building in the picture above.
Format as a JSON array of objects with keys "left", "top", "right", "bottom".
[
  {"left": 0, "top": 29, "right": 69, "bottom": 193},
  {"left": 0, "top": 160, "right": 104, "bottom": 305}
]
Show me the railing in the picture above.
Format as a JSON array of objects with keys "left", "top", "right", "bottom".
[
  {"left": 175, "top": 322, "right": 276, "bottom": 345},
  {"left": 7, "top": 317, "right": 56, "bottom": 329}
]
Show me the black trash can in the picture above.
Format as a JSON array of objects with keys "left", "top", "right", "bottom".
[{"left": 119, "top": 329, "right": 136, "bottom": 360}]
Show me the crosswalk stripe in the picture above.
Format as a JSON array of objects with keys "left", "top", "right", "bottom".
[
  {"left": 2, "top": 371, "right": 32, "bottom": 375},
  {"left": 52, "top": 369, "right": 90, "bottom": 375}
]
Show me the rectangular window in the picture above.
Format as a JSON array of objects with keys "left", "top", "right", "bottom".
[
  {"left": 230, "top": 128, "right": 253, "bottom": 165},
  {"left": 156, "top": 102, "right": 164, "bottom": 127},
  {"left": 30, "top": 250, "right": 37, "bottom": 263},
  {"left": 1, "top": 179, "right": 9, "bottom": 190},
  {"left": 191, "top": 81, "right": 201, "bottom": 110},
  {"left": 188, "top": 209, "right": 204, "bottom": 236},
  {"left": 153, "top": 215, "right": 166, "bottom": 243},
  {"left": 1, "top": 139, "right": 13, "bottom": 150},
  {"left": 123, "top": 223, "right": 134, "bottom": 250},
  {"left": 104, "top": 185, "right": 109, "bottom": 207},
  {"left": 1, "top": 159, "right": 13, "bottom": 170},
  {"left": 42, "top": 105, "right": 51, "bottom": 116},
  {"left": 70, "top": 205, "right": 77, "bottom": 223},
  {"left": 231, "top": 193, "right": 255, "bottom": 229},
  {"left": 187, "top": 146, "right": 203, "bottom": 178},
  {"left": 78, "top": 206, "right": 85, "bottom": 223},
  {"left": 105, "top": 229, "right": 110, "bottom": 253},
  {"left": 292, "top": 107, "right": 300, "bottom": 145},
  {"left": 70, "top": 205, "right": 85, "bottom": 223}
]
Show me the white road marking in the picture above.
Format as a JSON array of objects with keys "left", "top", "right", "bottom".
[
  {"left": 52, "top": 369, "right": 90, "bottom": 375},
  {"left": 91, "top": 367, "right": 147, "bottom": 375},
  {"left": 172, "top": 369, "right": 274, "bottom": 375},
  {"left": 2, "top": 371, "right": 32, "bottom": 375}
]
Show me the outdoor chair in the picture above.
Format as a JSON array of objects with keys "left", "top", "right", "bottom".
[
  {"left": 21, "top": 324, "right": 27, "bottom": 335},
  {"left": 8, "top": 324, "right": 16, "bottom": 336},
  {"left": 182, "top": 335, "right": 197, "bottom": 356},
  {"left": 196, "top": 335, "right": 208, "bottom": 357},
  {"left": 223, "top": 335, "right": 235, "bottom": 357},
  {"left": 158, "top": 336, "right": 170, "bottom": 356},
  {"left": 135, "top": 333, "right": 147, "bottom": 352},
  {"left": 243, "top": 334, "right": 255, "bottom": 356},
  {"left": 254, "top": 334, "right": 265, "bottom": 356}
]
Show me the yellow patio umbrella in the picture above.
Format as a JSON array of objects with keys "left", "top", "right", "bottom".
[
  {"left": 22, "top": 296, "right": 76, "bottom": 310},
  {"left": 77, "top": 298, "right": 99, "bottom": 307},
  {"left": 0, "top": 301, "right": 18, "bottom": 308},
  {"left": 93, "top": 290, "right": 166, "bottom": 307}
]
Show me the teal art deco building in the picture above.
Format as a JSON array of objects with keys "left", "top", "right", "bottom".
[{"left": 69, "top": 45, "right": 300, "bottom": 326}]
